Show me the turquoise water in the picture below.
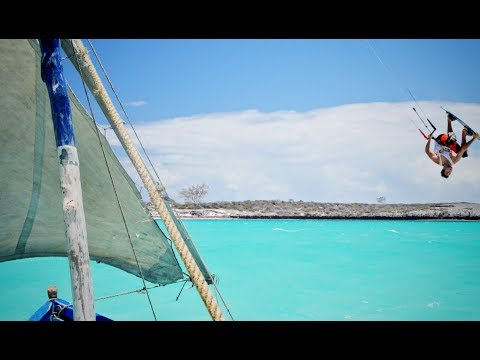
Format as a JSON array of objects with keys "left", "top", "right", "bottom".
[{"left": 1, "top": 219, "right": 479, "bottom": 321}]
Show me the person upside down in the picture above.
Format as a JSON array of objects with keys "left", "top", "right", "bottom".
[{"left": 425, "top": 113, "right": 479, "bottom": 178}]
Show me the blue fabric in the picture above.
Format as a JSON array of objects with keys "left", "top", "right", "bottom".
[{"left": 39, "top": 39, "right": 75, "bottom": 147}]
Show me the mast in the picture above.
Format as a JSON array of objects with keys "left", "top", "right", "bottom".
[
  {"left": 61, "top": 39, "right": 225, "bottom": 321},
  {"left": 39, "top": 39, "right": 96, "bottom": 321}
]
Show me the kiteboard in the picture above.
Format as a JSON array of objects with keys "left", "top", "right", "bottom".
[{"left": 441, "top": 107, "right": 479, "bottom": 140}]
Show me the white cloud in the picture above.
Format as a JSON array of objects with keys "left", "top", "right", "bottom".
[
  {"left": 109, "top": 101, "right": 480, "bottom": 204},
  {"left": 127, "top": 100, "right": 147, "bottom": 107}
]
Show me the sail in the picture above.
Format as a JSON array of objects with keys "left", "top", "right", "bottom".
[{"left": 0, "top": 39, "right": 184, "bottom": 285}]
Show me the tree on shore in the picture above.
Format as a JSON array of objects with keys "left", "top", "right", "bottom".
[{"left": 179, "top": 183, "right": 209, "bottom": 209}]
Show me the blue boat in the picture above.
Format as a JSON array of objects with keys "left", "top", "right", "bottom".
[{"left": 30, "top": 298, "right": 112, "bottom": 321}]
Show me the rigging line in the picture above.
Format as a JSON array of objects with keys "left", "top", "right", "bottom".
[
  {"left": 365, "top": 40, "right": 433, "bottom": 133},
  {"left": 146, "top": 200, "right": 230, "bottom": 314},
  {"left": 192, "top": 251, "right": 235, "bottom": 320},
  {"left": 95, "top": 278, "right": 187, "bottom": 302},
  {"left": 88, "top": 40, "right": 235, "bottom": 320},
  {"left": 171, "top": 213, "right": 235, "bottom": 320},
  {"left": 87, "top": 40, "right": 188, "bottom": 222},
  {"left": 69, "top": 40, "right": 159, "bottom": 321},
  {"left": 175, "top": 279, "right": 189, "bottom": 301},
  {"left": 408, "top": 90, "right": 436, "bottom": 133},
  {"left": 165, "top": 214, "right": 235, "bottom": 320},
  {"left": 210, "top": 274, "right": 235, "bottom": 321},
  {"left": 86, "top": 40, "right": 166, "bottom": 192},
  {"left": 95, "top": 286, "right": 157, "bottom": 301}
]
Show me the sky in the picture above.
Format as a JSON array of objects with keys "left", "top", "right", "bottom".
[{"left": 61, "top": 39, "right": 480, "bottom": 204}]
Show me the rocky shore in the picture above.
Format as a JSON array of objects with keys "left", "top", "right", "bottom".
[{"left": 148, "top": 201, "right": 480, "bottom": 220}]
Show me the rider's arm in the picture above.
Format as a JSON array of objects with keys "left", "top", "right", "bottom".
[{"left": 425, "top": 134, "right": 439, "bottom": 164}]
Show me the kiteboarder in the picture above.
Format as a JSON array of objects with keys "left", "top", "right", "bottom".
[{"left": 425, "top": 127, "right": 478, "bottom": 178}]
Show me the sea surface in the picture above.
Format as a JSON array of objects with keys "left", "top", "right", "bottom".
[{"left": 1, "top": 219, "right": 479, "bottom": 321}]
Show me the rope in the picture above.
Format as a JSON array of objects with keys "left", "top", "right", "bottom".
[
  {"left": 67, "top": 39, "right": 226, "bottom": 321},
  {"left": 87, "top": 39, "right": 234, "bottom": 321},
  {"left": 86, "top": 40, "right": 168, "bottom": 198},
  {"left": 365, "top": 40, "right": 434, "bottom": 134},
  {"left": 68, "top": 40, "right": 159, "bottom": 321}
]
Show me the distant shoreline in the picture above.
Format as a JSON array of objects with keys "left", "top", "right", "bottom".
[{"left": 147, "top": 201, "right": 480, "bottom": 220}]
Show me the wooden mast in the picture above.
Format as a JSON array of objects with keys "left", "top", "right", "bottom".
[
  {"left": 61, "top": 39, "right": 225, "bottom": 321},
  {"left": 39, "top": 39, "right": 96, "bottom": 321}
]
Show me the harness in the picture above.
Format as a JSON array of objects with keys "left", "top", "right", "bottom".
[{"left": 436, "top": 133, "right": 461, "bottom": 153}]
